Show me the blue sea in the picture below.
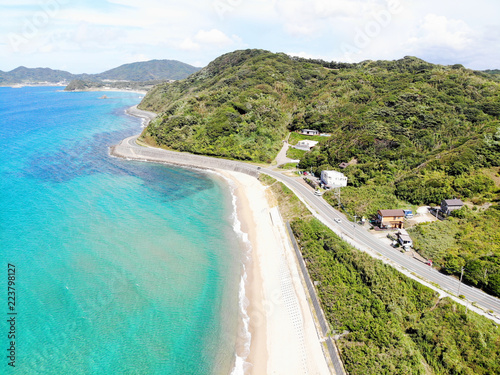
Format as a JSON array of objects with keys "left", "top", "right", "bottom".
[{"left": 0, "top": 87, "right": 245, "bottom": 374}]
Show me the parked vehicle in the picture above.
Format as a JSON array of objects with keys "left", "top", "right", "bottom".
[{"left": 403, "top": 209, "right": 414, "bottom": 219}]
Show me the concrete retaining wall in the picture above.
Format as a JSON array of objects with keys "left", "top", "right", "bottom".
[
  {"left": 110, "top": 141, "right": 260, "bottom": 178},
  {"left": 286, "top": 222, "right": 346, "bottom": 375}
]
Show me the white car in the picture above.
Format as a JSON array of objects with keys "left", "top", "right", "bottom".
[
  {"left": 334, "top": 218, "right": 341, "bottom": 223},
  {"left": 314, "top": 190, "right": 322, "bottom": 196}
]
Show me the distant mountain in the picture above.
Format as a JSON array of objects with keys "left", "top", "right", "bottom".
[
  {"left": 0, "top": 66, "right": 79, "bottom": 85},
  {"left": 96, "top": 60, "right": 201, "bottom": 82},
  {"left": 0, "top": 60, "right": 201, "bottom": 86}
]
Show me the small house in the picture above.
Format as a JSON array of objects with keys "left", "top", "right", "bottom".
[
  {"left": 300, "top": 129, "right": 320, "bottom": 136},
  {"left": 320, "top": 170, "right": 348, "bottom": 188},
  {"left": 440, "top": 199, "right": 464, "bottom": 215},
  {"left": 295, "top": 140, "right": 318, "bottom": 150},
  {"left": 377, "top": 209, "right": 405, "bottom": 229}
]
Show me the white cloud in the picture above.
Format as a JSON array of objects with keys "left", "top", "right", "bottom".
[
  {"left": 409, "top": 14, "right": 476, "bottom": 51},
  {"left": 276, "top": 0, "right": 391, "bottom": 37},
  {"left": 179, "top": 38, "right": 200, "bottom": 51},
  {"left": 194, "top": 29, "right": 233, "bottom": 46},
  {"left": 1, "top": 0, "right": 499, "bottom": 72},
  {"left": 180, "top": 29, "right": 240, "bottom": 51},
  {"left": 311, "top": 0, "right": 365, "bottom": 18}
]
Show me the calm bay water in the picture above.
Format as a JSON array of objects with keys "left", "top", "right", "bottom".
[{"left": 0, "top": 87, "right": 241, "bottom": 374}]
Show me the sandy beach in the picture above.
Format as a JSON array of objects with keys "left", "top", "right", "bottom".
[
  {"left": 222, "top": 171, "right": 332, "bottom": 375},
  {"left": 112, "top": 106, "right": 334, "bottom": 374}
]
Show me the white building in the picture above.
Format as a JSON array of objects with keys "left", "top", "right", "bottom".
[
  {"left": 295, "top": 140, "right": 318, "bottom": 150},
  {"left": 320, "top": 170, "right": 348, "bottom": 188},
  {"left": 301, "top": 129, "right": 320, "bottom": 135}
]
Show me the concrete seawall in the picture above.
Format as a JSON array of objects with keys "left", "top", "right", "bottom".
[
  {"left": 110, "top": 136, "right": 260, "bottom": 178},
  {"left": 125, "top": 105, "right": 157, "bottom": 125}
]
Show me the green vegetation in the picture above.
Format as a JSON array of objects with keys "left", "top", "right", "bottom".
[
  {"left": 265, "top": 177, "right": 500, "bottom": 375},
  {"left": 278, "top": 162, "right": 299, "bottom": 170},
  {"left": 323, "top": 185, "right": 414, "bottom": 219},
  {"left": 258, "top": 174, "right": 277, "bottom": 186},
  {"left": 140, "top": 49, "right": 500, "bottom": 297},
  {"left": 288, "top": 131, "right": 326, "bottom": 145},
  {"left": 140, "top": 50, "right": 299, "bottom": 162},
  {"left": 286, "top": 132, "right": 329, "bottom": 159},
  {"left": 140, "top": 49, "right": 499, "bottom": 198},
  {"left": 409, "top": 206, "right": 500, "bottom": 296},
  {"left": 484, "top": 69, "right": 500, "bottom": 82},
  {"left": 286, "top": 147, "right": 306, "bottom": 160}
]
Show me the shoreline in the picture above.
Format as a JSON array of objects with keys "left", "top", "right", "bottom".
[
  {"left": 218, "top": 170, "right": 268, "bottom": 375},
  {"left": 125, "top": 105, "right": 157, "bottom": 127},
  {"left": 113, "top": 106, "right": 333, "bottom": 373},
  {"left": 67, "top": 88, "right": 149, "bottom": 95},
  {"left": 1, "top": 84, "right": 148, "bottom": 95}
]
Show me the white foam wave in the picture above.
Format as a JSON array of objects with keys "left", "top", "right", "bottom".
[
  {"left": 231, "top": 270, "right": 252, "bottom": 375},
  {"left": 227, "top": 178, "right": 253, "bottom": 375}
]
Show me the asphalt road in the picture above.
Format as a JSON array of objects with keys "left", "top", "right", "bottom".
[
  {"left": 260, "top": 167, "right": 500, "bottom": 317},
  {"left": 124, "top": 135, "right": 500, "bottom": 317}
]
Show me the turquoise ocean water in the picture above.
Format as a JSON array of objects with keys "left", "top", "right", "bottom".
[{"left": 0, "top": 87, "right": 243, "bottom": 374}]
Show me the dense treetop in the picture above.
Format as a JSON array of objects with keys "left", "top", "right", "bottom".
[{"left": 140, "top": 49, "right": 500, "bottom": 170}]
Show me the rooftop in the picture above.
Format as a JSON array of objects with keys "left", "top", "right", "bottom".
[
  {"left": 379, "top": 209, "right": 405, "bottom": 217},
  {"left": 443, "top": 198, "right": 464, "bottom": 206}
]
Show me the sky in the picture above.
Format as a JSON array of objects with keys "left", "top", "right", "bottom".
[{"left": 1, "top": 0, "right": 499, "bottom": 73}]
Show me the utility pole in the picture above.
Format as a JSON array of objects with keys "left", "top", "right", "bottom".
[{"left": 457, "top": 266, "right": 464, "bottom": 296}]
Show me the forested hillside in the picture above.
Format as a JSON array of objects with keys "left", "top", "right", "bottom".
[
  {"left": 139, "top": 50, "right": 299, "bottom": 161},
  {"left": 140, "top": 49, "right": 500, "bottom": 174},
  {"left": 139, "top": 49, "right": 500, "bottom": 296}
]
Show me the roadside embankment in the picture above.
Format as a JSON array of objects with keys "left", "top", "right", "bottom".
[{"left": 111, "top": 135, "right": 260, "bottom": 178}]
